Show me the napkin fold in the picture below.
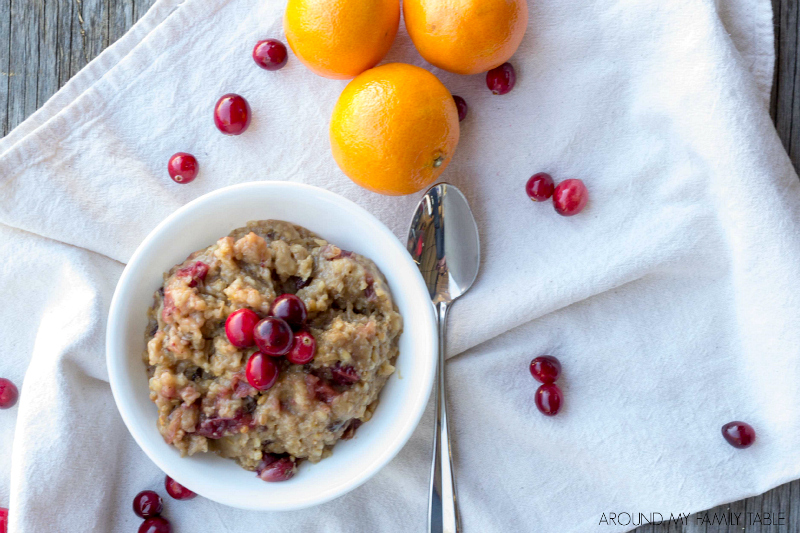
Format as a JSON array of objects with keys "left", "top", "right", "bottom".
[{"left": 1, "top": 0, "right": 798, "bottom": 531}]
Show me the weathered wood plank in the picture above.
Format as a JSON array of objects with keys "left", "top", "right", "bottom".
[
  {"left": 37, "top": 0, "right": 61, "bottom": 108},
  {"left": 6, "top": 0, "right": 42, "bottom": 132},
  {"left": 56, "top": 0, "right": 74, "bottom": 90},
  {"left": 774, "top": 0, "right": 800, "bottom": 170},
  {"left": 109, "top": 0, "right": 134, "bottom": 44},
  {"left": 771, "top": 0, "right": 781, "bottom": 122},
  {"left": 1, "top": 0, "right": 11, "bottom": 136},
  {"left": 69, "top": 0, "right": 109, "bottom": 78}
]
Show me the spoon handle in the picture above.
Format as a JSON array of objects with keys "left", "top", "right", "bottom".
[{"left": 428, "top": 301, "right": 461, "bottom": 533}]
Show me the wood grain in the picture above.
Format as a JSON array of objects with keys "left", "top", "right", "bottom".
[
  {"left": 2, "top": 0, "right": 800, "bottom": 531},
  {"left": 1, "top": 0, "right": 156, "bottom": 136}
]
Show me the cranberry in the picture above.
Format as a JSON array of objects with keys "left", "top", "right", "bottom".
[
  {"left": 138, "top": 517, "right": 172, "bottom": 533},
  {"left": 175, "top": 261, "right": 209, "bottom": 288},
  {"left": 553, "top": 179, "right": 588, "bottom": 216},
  {"left": 214, "top": 93, "right": 251, "bottom": 135},
  {"left": 529, "top": 356, "right": 561, "bottom": 384},
  {"left": 721, "top": 421, "right": 756, "bottom": 449},
  {"left": 253, "top": 39, "right": 288, "bottom": 71},
  {"left": 0, "top": 378, "right": 19, "bottom": 409},
  {"left": 132, "top": 490, "right": 163, "bottom": 519},
  {"left": 0, "top": 508, "right": 7, "bottom": 533},
  {"left": 195, "top": 415, "right": 251, "bottom": 439},
  {"left": 305, "top": 374, "right": 339, "bottom": 404},
  {"left": 256, "top": 455, "right": 297, "bottom": 482},
  {"left": 526, "top": 173, "right": 555, "bottom": 202},
  {"left": 164, "top": 475, "right": 196, "bottom": 500},
  {"left": 453, "top": 95, "right": 468, "bottom": 122},
  {"left": 167, "top": 153, "right": 198, "bottom": 184},
  {"left": 486, "top": 62, "right": 516, "bottom": 95},
  {"left": 287, "top": 330, "right": 316, "bottom": 364},
  {"left": 225, "top": 308, "right": 259, "bottom": 348},
  {"left": 232, "top": 372, "right": 256, "bottom": 398},
  {"left": 269, "top": 294, "right": 307, "bottom": 330},
  {"left": 254, "top": 317, "right": 293, "bottom": 356},
  {"left": 331, "top": 363, "right": 360, "bottom": 385},
  {"left": 246, "top": 352, "right": 279, "bottom": 391},
  {"left": 535, "top": 383, "right": 562, "bottom": 416}
]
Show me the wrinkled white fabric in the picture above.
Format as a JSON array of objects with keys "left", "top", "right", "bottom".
[{"left": 0, "top": 0, "right": 796, "bottom": 531}]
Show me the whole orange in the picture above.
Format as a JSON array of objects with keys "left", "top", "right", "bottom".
[
  {"left": 330, "top": 63, "right": 460, "bottom": 196},
  {"left": 403, "top": 0, "right": 529, "bottom": 75},
  {"left": 284, "top": 0, "right": 400, "bottom": 79}
]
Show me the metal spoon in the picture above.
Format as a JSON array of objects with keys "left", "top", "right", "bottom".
[{"left": 407, "top": 183, "right": 480, "bottom": 533}]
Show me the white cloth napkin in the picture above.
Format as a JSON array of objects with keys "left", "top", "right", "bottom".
[{"left": 1, "top": 0, "right": 797, "bottom": 531}]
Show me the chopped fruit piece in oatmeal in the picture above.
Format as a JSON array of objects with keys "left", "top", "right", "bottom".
[{"left": 256, "top": 454, "right": 298, "bottom": 482}]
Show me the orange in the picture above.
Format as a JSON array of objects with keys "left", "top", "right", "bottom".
[
  {"left": 330, "top": 63, "right": 460, "bottom": 196},
  {"left": 403, "top": 0, "right": 529, "bottom": 75},
  {"left": 284, "top": 0, "right": 400, "bottom": 79}
]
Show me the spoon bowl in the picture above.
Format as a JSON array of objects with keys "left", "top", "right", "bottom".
[{"left": 407, "top": 184, "right": 480, "bottom": 304}]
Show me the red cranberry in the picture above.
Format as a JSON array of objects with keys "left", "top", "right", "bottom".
[
  {"left": 269, "top": 294, "right": 307, "bottom": 330},
  {"left": 164, "top": 475, "right": 196, "bottom": 500},
  {"left": 0, "top": 378, "right": 19, "bottom": 409},
  {"left": 138, "top": 516, "right": 172, "bottom": 533},
  {"left": 331, "top": 363, "right": 360, "bottom": 385},
  {"left": 486, "top": 63, "right": 516, "bottom": 95},
  {"left": 167, "top": 153, "right": 198, "bottom": 184},
  {"left": 254, "top": 317, "right": 293, "bottom": 356},
  {"left": 453, "top": 95, "right": 468, "bottom": 122},
  {"left": 526, "top": 173, "right": 555, "bottom": 202},
  {"left": 0, "top": 508, "right": 7, "bottom": 533},
  {"left": 195, "top": 415, "right": 244, "bottom": 439},
  {"left": 287, "top": 330, "right": 316, "bottom": 364},
  {"left": 253, "top": 39, "right": 288, "bottom": 71},
  {"left": 246, "top": 352, "right": 279, "bottom": 391},
  {"left": 721, "top": 421, "right": 756, "bottom": 449},
  {"left": 214, "top": 93, "right": 251, "bottom": 135},
  {"left": 305, "top": 374, "right": 339, "bottom": 404},
  {"left": 535, "top": 383, "right": 562, "bottom": 416},
  {"left": 225, "top": 308, "right": 260, "bottom": 348},
  {"left": 132, "top": 490, "right": 163, "bottom": 519},
  {"left": 553, "top": 179, "right": 588, "bottom": 216},
  {"left": 529, "top": 356, "right": 561, "bottom": 384},
  {"left": 256, "top": 455, "right": 297, "bottom": 482},
  {"left": 175, "top": 261, "right": 209, "bottom": 288}
]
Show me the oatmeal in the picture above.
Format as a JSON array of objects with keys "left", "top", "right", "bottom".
[{"left": 144, "top": 220, "right": 402, "bottom": 479}]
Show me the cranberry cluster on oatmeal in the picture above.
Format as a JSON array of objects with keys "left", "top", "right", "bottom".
[{"left": 144, "top": 220, "right": 402, "bottom": 481}]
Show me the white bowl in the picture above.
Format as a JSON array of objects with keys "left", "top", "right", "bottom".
[{"left": 106, "top": 182, "right": 436, "bottom": 511}]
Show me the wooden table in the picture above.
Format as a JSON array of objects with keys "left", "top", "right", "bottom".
[{"left": 2, "top": 0, "right": 799, "bottom": 531}]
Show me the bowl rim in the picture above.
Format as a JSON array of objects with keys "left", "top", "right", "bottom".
[{"left": 106, "top": 181, "right": 437, "bottom": 511}]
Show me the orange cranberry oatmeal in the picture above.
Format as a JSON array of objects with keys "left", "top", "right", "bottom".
[{"left": 144, "top": 220, "right": 402, "bottom": 481}]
